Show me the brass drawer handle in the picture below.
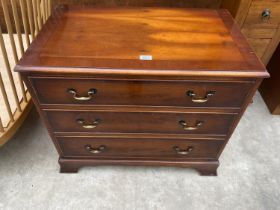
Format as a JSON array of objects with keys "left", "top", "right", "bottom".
[
  {"left": 76, "top": 119, "right": 100, "bottom": 129},
  {"left": 179, "top": 120, "right": 203, "bottom": 130},
  {"left": 85, "top": 145, "right": 106, "bottom": 154},
  {"left": 262, "top": 9, "right": 271, "bottom": 20},
  {"left": 173, "top": 146, "right": 194, "bottom": 155},
  {"left": 186, "top": 90, "right": 215, "bottom": 103},
  {"left": 67, "top": 88, "right": 96, "bottom": 101}
]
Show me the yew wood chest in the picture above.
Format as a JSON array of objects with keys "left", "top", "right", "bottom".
[{"left": 16, "top": 5, "right": 269, "bottom": 175}]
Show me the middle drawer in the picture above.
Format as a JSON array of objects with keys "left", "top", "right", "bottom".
[{"left": 45, "top": 110, "right": 236, "bottom": 135}]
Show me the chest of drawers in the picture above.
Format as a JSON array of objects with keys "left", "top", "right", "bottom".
[{"left": 16, "top": 6, "right": 269, "bottom": 176}]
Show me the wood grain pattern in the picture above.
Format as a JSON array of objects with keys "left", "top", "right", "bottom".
[
  {"left": 0, "top": 0, "right": 223, "bottom": 33},
  {"left": 58, "top": 157, "right": 219, "bottom": 175},
  {"left": 54, "top": 0, "right": 222, "bottom": 7},
  {"left": 2, "top": 0, "right": 279, "bottom": 67},
  {"left": 16, "top": 6, "right": 267, "bottom": 78},
  {"left": 262, "top": 27, "right": 280, "bottom": 65},
  {"left": 30, "top": 77, "right": 254, "bottom": 108},
  {"left": 243, "top": 0, "right": 280, "bottom": 29},
  {"left": 45, "top": 109, "right": 236, "bottom": 135},
  {"left": 17, "top": 7, "right": 268, "bottom": 175},
  {"left": 247, "top": 38, "right": 271, "bottom": 57},
  {"left": 221, "top": 0, "right": 280, "bottom": 64},
  {"left": 237, "top": 0, "right": 280, "bottom": 63},
  {"left": 242, "top": 28, "right": 277, "bottom": 39},
  {"left": 57, "top": 136, "right": 224, "bottom": 159},
  {"left": 230, "top": 0, "right": 252, "bottom": 27},
  {"left": 259, "top": 43, "right": 280, "bottom": 114}
]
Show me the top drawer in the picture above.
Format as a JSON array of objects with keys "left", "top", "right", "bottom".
[
  {"left": 29, "top": 77, "right": 253, "bottom": 108},
  {"left": 243, "top": 0, "right": 280, "bottom": 29}
]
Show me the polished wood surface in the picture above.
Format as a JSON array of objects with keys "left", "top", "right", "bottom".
[
  {"left": 30, "top": 77, "right": 254, "bottom": 108},
  {"left": 45, "top": 109, "right": 236, "bottom": 135},
  {"left": 58, "top": 157, "right": 220, "bottom": 175},
  {"left": 16, "top": 6, "right": 267, "bottom": 78},
  {"left": 54, "top": 0, "right": 222, "bottom": 8},
  {"left": 233, "top": 0, "right": 280, "bottom": 64},
  {"left": 262, "top": 27, "right": 280, "bottom": 65},
  {"left": 242, "top": 28, "right": 277, "bottom": 39},
  {"left": 259, "top": 43, "right": 280, "bottom": 114},
  {"left": 17, "top": 6, "right": 268, "bottom": 175},
  {"left": 57, "top": 136, "right": 224, "bottom": 159},
  {"left": 221, "top": 0, "right": 252, "bottom": 26},
  {"left": 246, "top": 38, "right": 271, "bottom": 58},
  {"left": 220, "top": 0, "right": 280, "bottom": 64},
  {"left": 243, "top": 0, "right": 280, "bottom": 29},
  {"left": 2, "top": 0, "right": 280, "bottom": 66}
]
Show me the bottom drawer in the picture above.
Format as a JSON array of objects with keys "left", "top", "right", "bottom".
[{"left": 57, "top": 136, "right": 224, "bottom": 159}]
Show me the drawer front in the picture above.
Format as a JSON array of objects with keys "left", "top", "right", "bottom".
[
  {"left": 31, "top": 77, "right": 253, "bottom": 108},
  {"left": 57, "top": 136, "right": 224, "bottom": 159},
  {"left": 46, "top": 110, "right": 236, "bottom": 135},
  {"left": 242, "top": 28, "right": 277, "bottom": 39},
  {"left": 243, "top": 0, "right": 280, "bottom": 29},
  {"left": 247, "top": 38, "right": 271, "bottom": 58}
]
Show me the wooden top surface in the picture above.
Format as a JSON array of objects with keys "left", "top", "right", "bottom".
[{"left": 16, "top": 5, "right": 268, "bottom": 78}]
